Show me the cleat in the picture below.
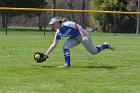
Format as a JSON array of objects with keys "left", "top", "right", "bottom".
[
  {"left": 58, "top": 64, "right": 70, "bottom": 68},
  {"left": 104, "top": 42, "right": 115, "bottom": 51},
  {"left": 108, "top": 44, "right": 115, "bottom": 51}
]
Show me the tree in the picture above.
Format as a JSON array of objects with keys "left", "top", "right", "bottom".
[
  {"left": 91, "top": 0, "right": 137, "bottom": 33},
  {"left": 52, "top": 0, "right": 56, "bottom": 17},
  {"left": 137, "top": 0, "right": 140, "bottom": 34},
  {"left": 65, "top": 0, "right": 75, "bottom": 20},
  {"left": 81, "top": 0, "right": 86, "bottom": 28}
]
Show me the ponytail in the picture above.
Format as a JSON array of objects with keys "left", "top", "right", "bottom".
[{"left": 60, "top": 17, "right": 68, "bottom": 22}]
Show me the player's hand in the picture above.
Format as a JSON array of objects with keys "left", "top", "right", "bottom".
[{"left": 82, "top": 36, "right": 89, "bottom": 43}]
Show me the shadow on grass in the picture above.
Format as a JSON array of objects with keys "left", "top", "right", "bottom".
[
  {"left": 81, "top": 65, "right": 124, "bottom": 69},
  {"left": 42, "top": 65, "right": 57, "bottom": 68},
  {"left": 41, "top": 65, "right": 124, "bottom": 69}
]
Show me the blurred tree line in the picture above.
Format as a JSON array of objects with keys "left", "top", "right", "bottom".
[
  {"left": 0, "top": 0, "right": 138, "bottom": 33},
  {"left": 0, "top": 0, "right": 91, "bottom": 30},
  {"left": 0, "top": 0, "right": 47, "bottom": 30},
  {"left": 91, "top": 0, "right": 138, "bottom": 33}
]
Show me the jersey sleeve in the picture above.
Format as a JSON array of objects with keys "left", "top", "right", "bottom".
[
  {"left": 54, "top": 29, "right": 61, "bottom": 41},
  {"left": 62, "top": 21, "right": 76, "bottom": 28}
]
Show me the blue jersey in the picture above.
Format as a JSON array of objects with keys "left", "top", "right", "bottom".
[{"left": 54, "top": 21, "right": 80, "bottom": 40}]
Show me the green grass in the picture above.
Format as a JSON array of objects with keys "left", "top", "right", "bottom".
[{"left": 0, "top": 29, "right": 140, "bottom": 93}]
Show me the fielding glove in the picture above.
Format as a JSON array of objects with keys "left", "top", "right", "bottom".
[{"left": 34, "top": 52, "right": 49, "bottom": 63}]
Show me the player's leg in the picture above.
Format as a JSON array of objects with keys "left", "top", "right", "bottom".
[
  {"left": 76, "top": 36, "right": 98, "bottom": 54},
  {"left": 76, "top": 29, "right": 114, "bottom": 55},
  {"left": 58, "top": 37, "right": 80, "bottom": 68}
]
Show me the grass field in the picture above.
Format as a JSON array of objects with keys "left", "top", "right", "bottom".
[{"left": 0, "top": 29, "right": 140, "bottom": 93}]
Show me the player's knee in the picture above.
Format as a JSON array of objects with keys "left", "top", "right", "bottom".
[
  {"left": 63, "top": 45, "right": 69, "bottom": 50},
  {"left": 91, "top": 51, "right": 98, "bottom": 55}
]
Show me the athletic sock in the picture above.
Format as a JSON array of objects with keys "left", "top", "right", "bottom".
[
  {"left": 63, "top": 49, "right": 70, "bottom": 66},
  {"left": 96, "top": 43, "right": 109, "bottom": 53}
]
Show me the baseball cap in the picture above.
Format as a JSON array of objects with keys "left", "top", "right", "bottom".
[{"left": 48, "top": 17, "right": 61, "bottom": 25}]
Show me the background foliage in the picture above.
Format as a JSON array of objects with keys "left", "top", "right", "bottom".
[{"left": 90, "top": 0, "right": 138, "bottom": 33}]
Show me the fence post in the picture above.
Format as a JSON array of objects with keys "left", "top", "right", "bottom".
[
  {"left": 43, "top": 12, "right": 47, "bottom": 36},
  {"left": 5, "top": 11, "right": 8, "bottom": 35},
  {"left": 114, "top": 13, "right": 117, "bottom": 36}
]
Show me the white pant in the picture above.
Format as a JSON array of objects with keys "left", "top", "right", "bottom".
[{"left": 63, "top": 30, "right": 98, "bottom": 54}]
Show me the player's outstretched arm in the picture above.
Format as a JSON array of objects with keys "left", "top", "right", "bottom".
[{"left": 45, "top": 40, "right": 59, "bottom": 56}]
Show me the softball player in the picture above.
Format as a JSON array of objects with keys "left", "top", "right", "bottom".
[{"left": 45, "top": 17, "right": 114, "bottom": 68}]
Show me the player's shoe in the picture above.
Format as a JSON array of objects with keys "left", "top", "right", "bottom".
[
  {"left": 104, "top": 42, "right": 115, "bottom": 51},
  {"left": 58, "top": 64, "right": 70, "bottom": 68}
]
